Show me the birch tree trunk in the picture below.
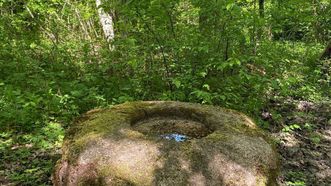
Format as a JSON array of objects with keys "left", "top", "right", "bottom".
[{"left": 96, "top": 0, "right": 114, "bottom": 43}]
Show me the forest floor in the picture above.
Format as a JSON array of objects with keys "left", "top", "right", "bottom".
[
  {"left": 0, "top": 99, "right": 330, "bottom": 186},
  {"left": 271, "top": 98, "right": 331, "bottom": 186}
]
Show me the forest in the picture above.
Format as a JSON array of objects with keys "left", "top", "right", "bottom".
[{"left": 0, "top": 0, "right": 330, "bottom": 185}]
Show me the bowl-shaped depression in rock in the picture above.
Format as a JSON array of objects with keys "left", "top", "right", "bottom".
[{"left": 53, "top": 101, "right": 279, "bottom": 186}]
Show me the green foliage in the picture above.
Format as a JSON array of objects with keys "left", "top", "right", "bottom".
[
  {"left": 0, "top": 122, "right": 63, "bottom": 185},
  {"left": 282, "top": 124, "right": 302, "bottom": 133},
  {"left": 285, "top": 171, "right": 307, "bottom": 186},
  {"left": 309, "top": 132, "right": 321, "bottom": 144},
  {"left": 0, "top": 0, "right": 330, "bottom": 184}
]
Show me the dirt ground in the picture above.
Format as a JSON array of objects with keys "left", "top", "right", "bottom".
[{"left": 270, "top": 99, "right": 331, "bottom": 186}]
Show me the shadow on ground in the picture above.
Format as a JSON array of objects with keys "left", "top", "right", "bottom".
[{"left": 269, "top": 99, "right": 331, "bottom": 186}]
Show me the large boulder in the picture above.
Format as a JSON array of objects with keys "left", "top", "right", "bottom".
[{"left": 53, "top": 101, "right": 279, "bottom": 186}]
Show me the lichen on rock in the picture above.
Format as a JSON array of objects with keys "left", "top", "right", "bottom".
[{"left": 53, "top": 101, "right": 279, "bottom": 186}]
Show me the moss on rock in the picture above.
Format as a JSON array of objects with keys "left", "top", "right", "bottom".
[{"left": 53, "top": 101, "right": 279, "bottom": 186}]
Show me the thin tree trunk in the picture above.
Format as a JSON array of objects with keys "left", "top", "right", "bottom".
[
  {"left": 96, "top": 0, "right": 114, "bottom": 43},
  {"left": 320, "top": 41, "right": 331, "bottom": 60},
  {"left": 257, "top": 0, "right": 265, "bottom": 42},
  {"left": 312, "top": 0, "right": 321, "bottom": 42},
  {"left": 74, "top": 8, "right": 91, "bottom": 40},
  {"left": 259, "top": 0, "right": 264, "bottom": 18},
  {"left": 252, "top": 0, "right": 257, "bottom": 55}
]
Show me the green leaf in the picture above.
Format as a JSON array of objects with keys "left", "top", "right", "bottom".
[
  {"left": 29, "top": 43, "right": 37, "bottom": 49},
  {"left": 203, "top": 84, "right": 210, "bottom": 91},
  {"left": 199, "top": 72, "right": 207, "bottom": 77},
  {"left": 226, "top": 3, "right": 236, "bottom": 10},
  {"left": 173, "top": 79, "right": 181, "bottom": 88}
]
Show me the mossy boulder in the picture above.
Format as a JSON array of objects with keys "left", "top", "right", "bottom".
[{"left": 53, "top": 101, "right": 279, "bottom": 186}]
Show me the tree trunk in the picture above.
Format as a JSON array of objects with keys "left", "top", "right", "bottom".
[
  {"left": 312, "top": 0, "right": 321, "bottom": 42},
  {"left": 259, "top": 0, "right": 264, "bottom": 18},
  {"left": 96, "top": 0, "right": 114, "bottom": 43},
  {"left": 320, "top": 41, "right": 331, "bottom": 60},
  {"left": 255, "top": 0, "right": 265, "bottom": 51}
]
